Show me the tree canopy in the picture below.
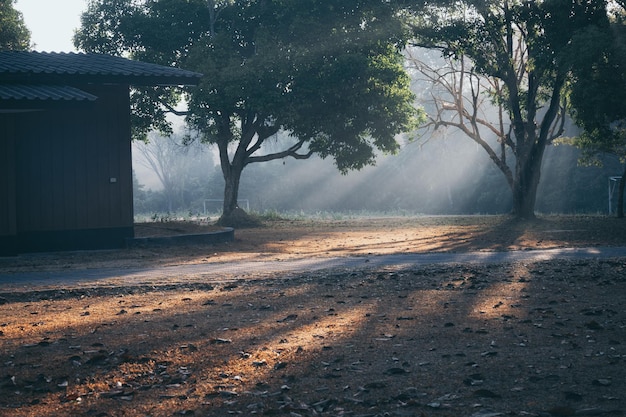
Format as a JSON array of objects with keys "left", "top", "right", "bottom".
[
  {"left": 0, "top": 0, "right": 30, "bottom": 51},
  {"left": 407, "top": 0, "right": 611, "bottom": 218},
  {"left": 564, "top": 3, "right": 626, "bottom": 216},
  {"left": 75, "top": 0, "right": 420, "bottom": 223}
]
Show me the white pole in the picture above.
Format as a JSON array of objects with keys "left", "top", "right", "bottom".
[{"left": 609, "top": 177, "right": 612, "bottom": 214}]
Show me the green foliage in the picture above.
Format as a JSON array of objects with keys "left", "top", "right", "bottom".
[
  {"left": 563, "top": 4, "right": 626, "bottom": 218},
  {"left": 0, "top": 0, "right": 30, "bottom": 51},
  {"left": 183, "top": 0, "right": 420, "bottom": 170},
  {"left": 565, "top": 7, "right": 626, "bottom": 164}
]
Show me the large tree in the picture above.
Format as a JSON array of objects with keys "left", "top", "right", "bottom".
[
  {"left": 565, "top": 4, "right": 626, "bottom": 217},
  {"left": 75, "top": 0, "right": 419, "bottom": 225},
  {"left": 407, "top": 0, "right": 610, "bottom": 218},
  {"left": 0, "top": 0, "right": 30, "bottom": 51}
]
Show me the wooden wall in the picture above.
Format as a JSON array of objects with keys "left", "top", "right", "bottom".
[
  {"left": 0, "top": 114, "right": 18, "bottom": 254},
  {"left": 1, "top": 84, "right": 135, "bottom": 254}
]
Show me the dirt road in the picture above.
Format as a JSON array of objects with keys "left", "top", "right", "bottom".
[{"left": 2, "top": 245, "right": 626, "bottom": 291}]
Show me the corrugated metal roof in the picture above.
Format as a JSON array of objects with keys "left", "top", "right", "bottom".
[
  {"left": 0, "top": 51, "right": 203, "bottom": 86},
  {"left": 0, "top": 84, "right": 98, "bottom": 101}
]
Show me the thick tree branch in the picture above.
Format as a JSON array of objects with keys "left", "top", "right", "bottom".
[
  {"left": 248, "top": 139, "right": 313, "bottom": 164},
  {"left": 162, "top": 102, "right": 190, "bottom": 117},
  {"left": 245, "top": 121, "right": 280, "bottom": 158}
]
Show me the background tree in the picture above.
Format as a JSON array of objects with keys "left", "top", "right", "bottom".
[
  {"left": 0, "top": 0, "right": 30, "bottom": 51},
  {"left": 75, "top": 0, "right": 419, "bottom": 225},
  {"left": 406, "top": 49, "right": 524, "bottom": 202},
  {"left": 134, "top": 133, "right": 215, "bottom": 214},
  {"left": 565, "top": 4, "right": 626, "bottom": 217},
  {"left": 407, "top": 0, "right": 610, "bottom": 218}
]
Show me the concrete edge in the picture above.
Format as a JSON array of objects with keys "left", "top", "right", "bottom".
[{"left": 125, "top": 227, "right": 234, "bottom": 248}]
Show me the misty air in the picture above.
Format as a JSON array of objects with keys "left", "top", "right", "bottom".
[{"left": 2, "top": 1, "right": 626, "bottom": 417}]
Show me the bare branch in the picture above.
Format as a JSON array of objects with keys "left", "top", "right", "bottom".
[{"left": 407, "top": 47, "right": 515, "bottom": 187}]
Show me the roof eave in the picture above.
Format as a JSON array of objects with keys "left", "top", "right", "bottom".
[{"left": 0, "top": 74, "right": 202, "bottom": 87}]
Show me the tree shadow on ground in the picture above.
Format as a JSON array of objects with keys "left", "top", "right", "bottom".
[{"left": 1, "top": 258, "right": 625, "bottom": 416}]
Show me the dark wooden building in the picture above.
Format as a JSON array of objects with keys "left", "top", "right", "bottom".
[{"left": 0, "top": 52, "right": 201, "bottom": 255}]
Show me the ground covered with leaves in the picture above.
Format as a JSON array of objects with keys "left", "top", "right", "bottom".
[{"left": 0, "top": 215, "right": 625, "bottom": 417}]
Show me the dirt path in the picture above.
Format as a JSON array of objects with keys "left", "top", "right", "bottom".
[{"left": 2, "top": 246, "right": 626, "bottom": 291}]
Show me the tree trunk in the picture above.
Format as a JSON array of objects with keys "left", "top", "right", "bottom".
[
  {"left": 217, "top": 163, "right": 262, "bottom": 227},
  {"left": 165, "top": 186, "right": 174, "bottom": 213},
  {"left": 511, "top": 145, "right": 546, "bottom": 219},
  {"left": 222, "top": 164, "right": 242, "bottom": 218},
  {"left": 618, "top": 164, "right": 626, "bottom": 219},
  {"left": 214, "top": 120, "right": 263, "bottom": 228},
  {"left": 215, "top": 123, "right": 245, "bottom": 222},
  {"left": 511, "top": 173, "right": 539, "bottom": 219}
]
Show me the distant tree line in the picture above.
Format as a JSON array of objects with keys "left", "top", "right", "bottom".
[{"left": 133, "top": 132, "right": 622, "bottom": 216}]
